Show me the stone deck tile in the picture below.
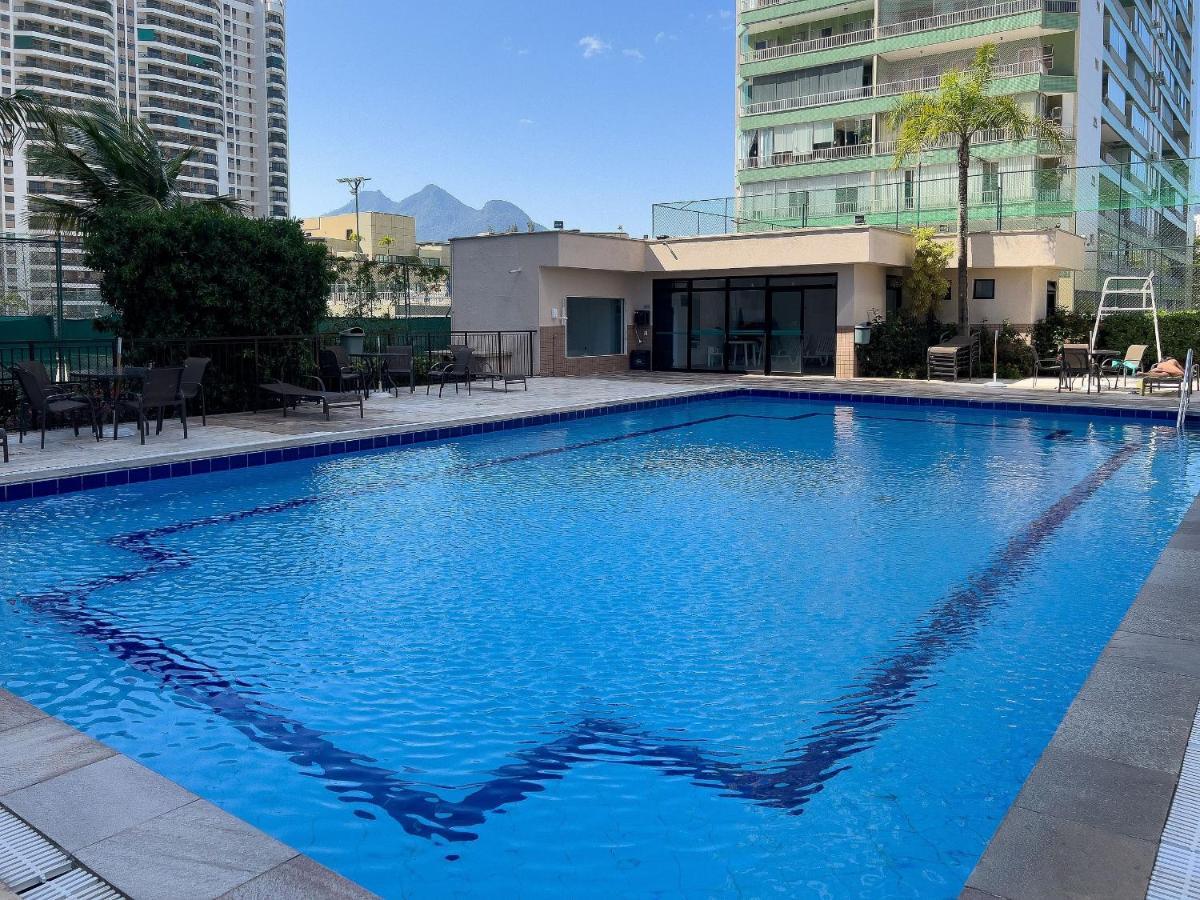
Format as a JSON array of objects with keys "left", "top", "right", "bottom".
[{"left": 963, "top": 492, "right": 1200, "bottom": 898}]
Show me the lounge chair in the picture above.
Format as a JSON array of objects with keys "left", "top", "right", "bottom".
[
  {"left": 117, "top": 366, "right": 187, "bottom": 445},
  {"left": 180, "top": 356, "right": 211, "bottom": 425},
  {"left": 260, "top": 377, "right": 364, "bottom": 420},
  {"left": 1098, "top": 344, "right": 1148, "bottom": 389},
  {"left": 319, "top": 346, "right": 365, "bottom": 394},
  {"left": 1141, "top": 360, "right": 1200, "bottom": 396},
  {"left": 11, "top": 364, "right": 99, "bottom": 449},
  {"left": 382, "top": 345, "right": 415, "bottom": 396},
  {"left": 427, "top": 346, "right": 474, "bottom": 397},
  {"left": 469, "top": 352, "right": 528, "bottom": 392},
  {"left": 927, "top": 332, "right": 980, "bottom": 380}
]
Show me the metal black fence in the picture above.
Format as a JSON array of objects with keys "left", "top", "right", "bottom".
[{"left": 0, "top": 331, "right": 538, "bottom": 423}]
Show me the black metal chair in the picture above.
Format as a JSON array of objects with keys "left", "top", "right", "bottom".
[
  {"left": 1059, "top": 344, "right": 1093, "bottom": 393},
  {"left": 427, "top": 346, "right": 473, "bottom": 397},
  {"left": 117, "top": 366, "right": 187, "bottom": 445},
  {"left": 14, "top": 359, "right": 85, "bottom": 397},
  {"left": 11, "top": 364, "right": 99, "bottom": 449},
  {"left": 1030, "top": 343, "right": 1062, "bottom": 387},
  {"left": 382, "top": 345, "right": 415, "bottom": 396},
  {"left": 319, "top": 346, "right": 364, "bottom": 394},
  {"left": 180, "top": 356, "right": 211, "bottom": 425},
  {"left": 0, "top": 428, "right": 8, "bottom": 462}
]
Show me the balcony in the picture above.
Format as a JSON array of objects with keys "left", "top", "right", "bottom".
[
  {"left": 742, "top": 25, "right": 874, "bottom": 63},
  {"left": 743, "top": 57, "right": 1053, "bottom": 116},
  {"left": 737, "top": 125, "right": 1072, "bottom": 171}
]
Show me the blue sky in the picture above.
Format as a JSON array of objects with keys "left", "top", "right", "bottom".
[{"left": 287, "top": 0, "right": 736, "bottom": 235}]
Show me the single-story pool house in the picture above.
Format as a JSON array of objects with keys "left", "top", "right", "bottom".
[{"left": 449, "top": 225, "right": 1085, "bottom": 379}]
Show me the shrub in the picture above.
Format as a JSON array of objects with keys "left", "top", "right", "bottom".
[
  {"left": 1099, "top": 310, "right": 1200, "bottom": 363},
  {"left": 977, "top": 321, "right": 1031, "bottom": 379},
  {"left": 856, "top": 313, "right": 949, "bottom": 378},
  {"left": 84, "top": 204, "right": 334, "bottom": 339},
  {"left": 1031, "top": 307, "right": 1091, "bottom": 354},
  {"left": 904, "top": 227, "right": 953, "bottom": 322}
]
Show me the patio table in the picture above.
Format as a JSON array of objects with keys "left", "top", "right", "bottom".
[
  {"left": 348, "top": 352, "right": 389, "bottom": 396},
  {"left": 72, "top": 366, "right": 151, "bottom": 439}
]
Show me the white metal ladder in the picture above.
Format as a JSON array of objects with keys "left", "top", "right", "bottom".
[
  {"left": 1179, "top": 348, "right": 1194, "bottom": 430},
  {"left": 1091, "top": 273, "right": 1162, "bottom": 363}
]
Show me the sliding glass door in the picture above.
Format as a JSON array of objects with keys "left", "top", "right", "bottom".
[{"left": 652, "top": 275, "right": 838, "bottom": 375}]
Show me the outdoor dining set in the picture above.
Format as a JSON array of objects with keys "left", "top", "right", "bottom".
[
  {"left": 7, "top": 357, "right": 210, "bottom": 450},
  {"left": 1034, "top": 343, "right": 1199, "bottom": 395}
]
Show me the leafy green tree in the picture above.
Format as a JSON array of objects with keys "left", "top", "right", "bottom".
[
  {"left": 904, "top": 227, "right": 953, "bottom": 321},
  {"left": 25, "top": 103, "right": 242, "bottom": 233},
  {"left": 84, "top": 204, "right": 332, "bottom": 338},
  {"left": 888, "top": 44, "right": 1068, "bottom": 332}
]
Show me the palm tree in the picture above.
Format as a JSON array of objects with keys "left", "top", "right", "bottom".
[
  {"left": 25, "top": 102, "right": 242, "bottom": 234},
  {"left": 377, "top": 234, "right": 394, "bottom": 261},
  {"left": 0, "top": 91, "right": 44, "bottom": 152},
  {"left": 888, "top": 44, "right": 1068, "bottom": 332}
]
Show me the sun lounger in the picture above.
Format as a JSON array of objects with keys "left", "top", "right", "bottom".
[{"left": 260, "top": 378, "right": 364, "bottom": 420}]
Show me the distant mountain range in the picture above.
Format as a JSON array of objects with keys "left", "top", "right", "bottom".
[{"left": 322, "top": 185, "right": 546, "bottom": 243}]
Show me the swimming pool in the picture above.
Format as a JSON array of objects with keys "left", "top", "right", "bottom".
[{"left": 2, "top": 394, "right": 1197, "bottom": 898}]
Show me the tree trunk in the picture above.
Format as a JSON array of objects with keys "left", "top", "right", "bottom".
[{"left": 957, "top": 141, "right": 970, "bottom": 335}]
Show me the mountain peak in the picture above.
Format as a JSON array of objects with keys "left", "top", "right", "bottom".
[{"left": 322, "top": 185, "right": 544, "bottom": 242}]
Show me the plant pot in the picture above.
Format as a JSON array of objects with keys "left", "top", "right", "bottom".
[{"left": 340, "top": 327, "right": 365, "bottom": 356}]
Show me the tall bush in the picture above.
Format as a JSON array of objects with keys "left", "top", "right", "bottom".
[
  {"left": 85, "top": 204, "right": 333, "bottom": 338},
  {"left": 904, "top": 227, "right": 953, "bottom": 321}
]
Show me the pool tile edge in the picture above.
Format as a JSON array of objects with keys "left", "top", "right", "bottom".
[
  {"left": 963, "top": 492, "right": 1200, "bottom": 900},
  {"left": 0, "top": 384, "right": 1178, "bottom": 505}
]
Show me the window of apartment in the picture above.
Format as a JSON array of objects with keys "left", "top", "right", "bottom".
[
  {"left": 566, "top": 297, "right": 624, "bottom": 357},
  {"left": 1102, "top": 69, "right": 1126, "bottom": 110},
  {"left": 972, "top": 278, "right": 996, "bottom": 300}
]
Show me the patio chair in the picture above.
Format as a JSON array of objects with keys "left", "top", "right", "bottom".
[
  {"left": 382, "top": 345, "right": 415, "bottom": 396},
  {"left": 1098, "top": 344, "right": 1148, "bottom": 389},
  {"left": 117, "top": 366, "right": 187, "bottom": 445},
  {"left": 319, "top": 346, "right": 364, "bottom": 394},
  {"left": 260, "top": 377, "right": 364, "bottom": 420},
  {"left": 1059, "top": 344, "right": 1092, "bottom": 393},
  {"left": 14, "top": 359, "right": 86, "bottom": 398},
  {"left": 180, "top": 356, "right": 211, "bottom": 425},
  {"left": 427, "top": 346, "right": 474, "bottom": 397},
  {"left": 0, "top": 428, "right": 8, "bottom": 463},
  {"left": 11, "top": 364, "right": 99, "bottom": 449},
  {"left": 469, "top": 350, "right": 528, "bottom": 393},
  {"left": 1030, "top": 342, "right": 1062, "bottom": 387}
]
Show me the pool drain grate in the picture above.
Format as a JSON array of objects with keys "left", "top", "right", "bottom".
[
  {"left": 1150, "top": 716, "right": 1200, "bottom": 899},
  {"left": 0, "top": 808, "right": 119, "bottom": 899}
]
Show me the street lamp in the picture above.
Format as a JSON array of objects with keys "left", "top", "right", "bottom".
[{"left": 336, "top": 175, "right": 371, "bottom": 256}]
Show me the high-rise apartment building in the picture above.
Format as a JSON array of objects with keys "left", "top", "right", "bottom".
[
  {"left": 735, "top": 0, "right": 1195, "bottom": 299},
  {"left": 0, "top": 0, "right": 288, "bottom": 232}
]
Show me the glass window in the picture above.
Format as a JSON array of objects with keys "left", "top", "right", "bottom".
[
  {"left": 973, "top": 279, "right": 996, "bottom": 300},
  {"left": 566, "top": 297, "right": 624, "bottom": 357}
]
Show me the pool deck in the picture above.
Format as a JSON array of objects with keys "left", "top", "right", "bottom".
[
  {"left": 0, "top": 372, "right": 1195, "bottom": 898},
  {"left": 0, "top": 690, "right": 375, "bottom": 899}
]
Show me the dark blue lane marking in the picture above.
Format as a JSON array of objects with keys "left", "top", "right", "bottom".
[{"left": 7, "top": 415, "right": 1139, "bottom": 845}]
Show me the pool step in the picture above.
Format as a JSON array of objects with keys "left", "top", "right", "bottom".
[{"left": 0, "top": 809, "right": 119, "bottom": 900}]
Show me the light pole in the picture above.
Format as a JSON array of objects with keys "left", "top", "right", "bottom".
[{"left": 336, "top": 176, "right": 371, "bottom": 256}]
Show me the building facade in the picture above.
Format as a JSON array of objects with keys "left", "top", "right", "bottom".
[
  {"left": 0, "top": 0, "right": 289, "bottom": 231},
  {"left": 735, "top": 0, "right": 1195, "bottom": 302},
  {"left": 451, "top": 227, "right": 1083, "bottom": 378}
]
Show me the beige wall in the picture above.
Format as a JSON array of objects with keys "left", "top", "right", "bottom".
[{"left": 302, "top": 212, "right": 418, "bottom": 260}]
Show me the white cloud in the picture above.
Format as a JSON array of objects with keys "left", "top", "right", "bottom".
[
  {"left": 578, "top": 35, "right": 611, "bottom": 58},
  {"left": 518, "top": 118, "right": 535, "bottom": 126},
  {"left": 654, "top": 31, "right": 678, "bottom": 43},
  {"left": 623, "top": 48, "right": 645, "bottom": 61}
]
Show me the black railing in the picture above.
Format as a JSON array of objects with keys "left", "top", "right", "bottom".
[{"left": 0, "top": 331, "right": 538, "bottom": 422}]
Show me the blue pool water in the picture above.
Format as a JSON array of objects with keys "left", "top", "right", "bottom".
[{"left": 2, "top": 395, "right": 1199, "bottom": 898}]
